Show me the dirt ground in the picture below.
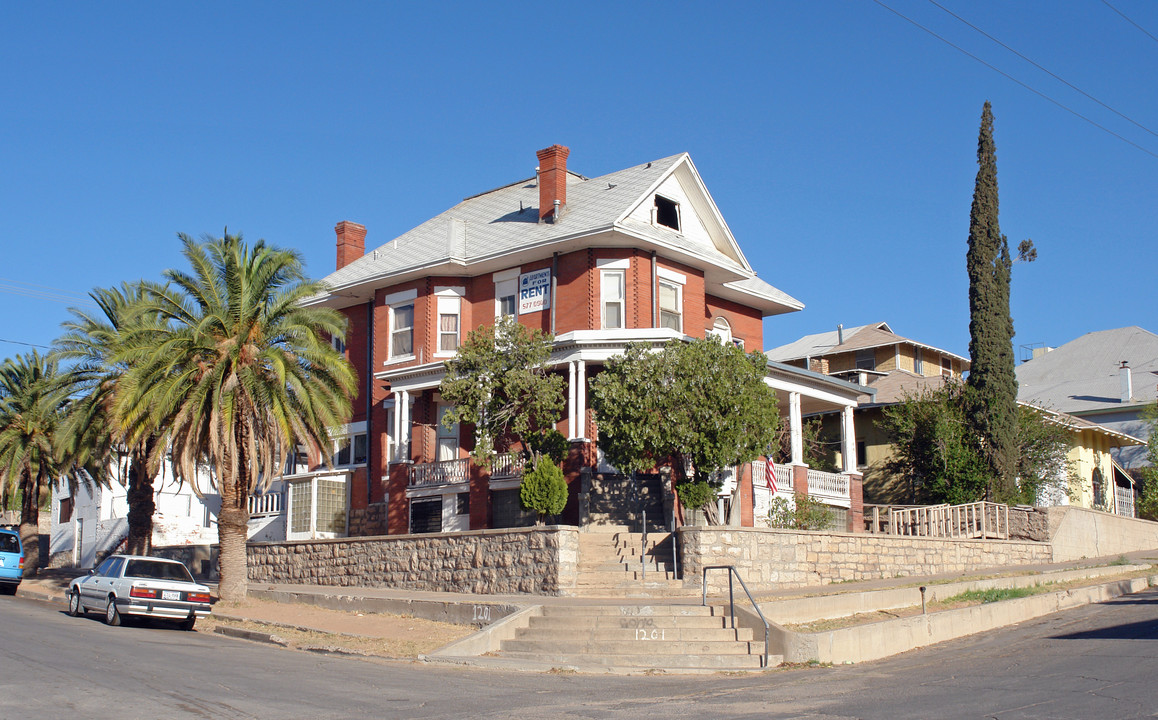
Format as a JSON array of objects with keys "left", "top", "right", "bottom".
[{"left": 200, "top": 597, "right": 473, "bottom": 659}]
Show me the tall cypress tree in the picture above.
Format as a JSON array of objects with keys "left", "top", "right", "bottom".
[{"left": 965, "top": 101, "right": 1019, "bottom": 499}]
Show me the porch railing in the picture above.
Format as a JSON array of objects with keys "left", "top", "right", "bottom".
[
  {"left": 751, "top": 461, "right": 793, "bottom": 492},
  {"left": 408, "top": 457, "right": 469, "bottom": 487},
  {"left": 805, "top": 469, "right": 849, "bottom": 500},
  {"left": 490, "top": 451, "right": 526, "bottom": 480},
  {"left": 248, "top": 492, "right": 283, "bottom": 517}
]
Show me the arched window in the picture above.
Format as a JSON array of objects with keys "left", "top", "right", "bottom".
[{"left": 711, "top": 317, "right": 732, "bottom": 343}]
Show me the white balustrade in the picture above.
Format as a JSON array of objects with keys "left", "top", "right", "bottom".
[
  {"left": 248, "top": 492, "right": 283, "bottom": 517},
  {"left": 408, "top": 457, "right": 469, "bottom": 487}
]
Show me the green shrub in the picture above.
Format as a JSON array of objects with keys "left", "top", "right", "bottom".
[
  {"left": 519, "top": 459, "right": 568, "bottom": 523},
  {"left": 768, "top": 493, "right": 835, "bottom": 530},
  {"left": 677, "top": 480, "right": 716, "bottom": 510}
]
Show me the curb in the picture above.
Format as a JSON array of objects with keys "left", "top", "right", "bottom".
[{"left": 213, "top": 625, "right": 289, "bottom": 646}]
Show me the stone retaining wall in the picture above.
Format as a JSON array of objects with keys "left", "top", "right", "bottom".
[
  {"left": 680, "top": 526, "right": 1053, "bottom": 592},
  {"left": 247, "top": 526, "right": 579, "bottom": 596}
]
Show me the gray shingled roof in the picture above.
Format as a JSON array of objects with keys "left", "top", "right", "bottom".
[
  {"left": 764, "top": 323, "right": 888, "bottom": 362},
  {"left": 316, "top": 152, "right": 801, "bottom": 314},
  {"left": 1016, "top": 326, "right": 1158, "bottom": 414}
]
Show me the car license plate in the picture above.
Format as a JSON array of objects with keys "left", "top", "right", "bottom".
[{"left": 162, "top": 590, "right": 181, "bottom": 601}]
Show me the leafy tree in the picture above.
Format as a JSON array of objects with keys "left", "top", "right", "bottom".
[
  {"left": 439, "top": 316, "right": 566, "bottom": 465},
  {"left": 519, "top": 458, "right": 568, "bottom": 523},
  {"left": 589, "top": 336, "right": 780, "bottom": 510},
  {"left": 116, "top": 232, "right": 356, "bottom": 602},
  {"left": 965, "top": 101, "right": 1026, "bottom": 499},
  {"left": 0, "top": 352, "right": 105, "bottom": 574},
  {"left": 883, "top": 380, "right": 989, "bottom": 505},
  {"left": 884, "top": 379, "right": 1071, "bottom": 505},
  {"left": 768, "top": 493, "right": 834, "bottom": 531},
  {"left": 55, "top": 282, "right": 170, "bottom": 555}
]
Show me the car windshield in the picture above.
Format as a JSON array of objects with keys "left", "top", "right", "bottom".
[
  {"left": 0, "top": 534, "right": 18, "bottom": 553},
  {"left": 124, "top": 559, "right": 194, "bottom": 583}
]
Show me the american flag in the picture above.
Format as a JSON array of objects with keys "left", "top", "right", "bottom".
[{"left": 765, "top": 458, "right": 777, "bottom": 494}]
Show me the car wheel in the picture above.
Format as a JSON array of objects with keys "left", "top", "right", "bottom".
[
  {"left": 104, "top": 597, "right": 121, "bottom": 626},
  {"left": 179, "top": 617, "right": 196, "bottom": 632},
  {"left": 68, "top": 590, "right": 82, "bottom": 617}
]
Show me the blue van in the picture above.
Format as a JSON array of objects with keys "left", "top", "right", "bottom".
[{"left": 0, "top": 528, "right": 24, "bottom": 594}]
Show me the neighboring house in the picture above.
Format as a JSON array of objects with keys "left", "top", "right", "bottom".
[
  {"left": 768, "top": 323, "right": 1144, "bottom": 516},
  {"left": 1016, "top": 326, "right": 1158, "bottom": 472},
  {"left": 767, "top": 324, "right": 969, "bottom": 506},
  {"left": 307, "top": 145, "right": 870, "bottom": 537},
  {"left": 1030, "top": 408, "right": 1142, "bottom": 517},
  {"left": 50, "top": 461, "right": 294, "bottom": 569}
]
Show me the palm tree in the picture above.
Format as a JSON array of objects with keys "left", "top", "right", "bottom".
[
  {"left": 55, "top": 282, "right": 168, "bottom": 556},
  {"left": 0, "top": 352, "right": 104, "bottom": 575},
  {"left": 119, "top": 232, "right": 356, "bottom": 602}
]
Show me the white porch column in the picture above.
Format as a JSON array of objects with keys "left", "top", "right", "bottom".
[
  {"left": 841, "top": 405, "right": 857, "bottom": 473},
  {"left": 391, "top": 394, "right": 401, "bottom": 462},
  {"left": 568, "top": 360, "right": 577, "bottom": 440},
  {"left": 577, "top": 359, "right": 587, "bottom": 439},
  {"left": 398, "top": 390, "right": 412, "bottom": 461},
  {"left": 789, "top": 391, "right": 803, "bottom": 466}
]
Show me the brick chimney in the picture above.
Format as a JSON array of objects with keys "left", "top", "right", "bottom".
[
  {"left": 536, "top": 144, "right": 570, "bottom": 222},
  {"left": 335, "top": 221, "right": 366, "bottom": 270}
]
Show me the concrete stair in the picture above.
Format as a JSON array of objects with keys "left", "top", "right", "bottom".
[
  {"left": 573, "top": 529, "right": 697, "bottom": 598},
  {"left": 498, "top": 603, "right": 776, "bottom": 671}
]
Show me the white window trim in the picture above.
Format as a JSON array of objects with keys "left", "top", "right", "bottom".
[
  {"left": 596, "top": 257, "right": 630, "bottom": 270},
  {"left": 656, "top": 267, "right": 686, "bottom": 285},
  {"left": 492, "top": 267, "right": 521, "bottom": 283},
  {"left": 434, "top": 289, "right": 464, "bottom": 358},
  {"left": 387, "top": 302, "right": 416, "bottom": 364},
  {"left": 600, "top": 268, "right": 626, "bottom": 330},
  {"left": 333, "top": 431, "right": 368, "bottom": 468},
  {"left": 495, "top": 278, "right": 517, "bottom": 319},
  {"left": 658, "top": 278, "right": 683, "bottom": 332}
]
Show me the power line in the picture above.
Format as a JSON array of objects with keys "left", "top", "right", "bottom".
[
  {"left": 0, "top": 338, "right": 52, "bottom": 350},
  {"left": 872, "top": 0, "right": 1158, "bottom": 161},
  {"left": 929, "top": 0, "right": 1158, "bottom": 140},
  {"left": 0, "top": 278, "right": 96, "bottom": 307},
  {"left": 1103, "top": 0, "right": 1158, "bottom": 46}
]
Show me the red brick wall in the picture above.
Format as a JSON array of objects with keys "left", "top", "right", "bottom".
[{"left": 705, "top": 294, "right": 763, "bottom": 349}]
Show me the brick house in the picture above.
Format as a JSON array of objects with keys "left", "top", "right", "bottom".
[{"left": 285, "top": 145, "right": 868, "bottom": 540}]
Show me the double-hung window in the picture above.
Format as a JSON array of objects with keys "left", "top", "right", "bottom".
[
  {"left": 657, "top": 267, "right": 685, "bottom": 332},
  {"left": 382, "top": 288, "right": 418, "bottom": 364},
  {"left": 435, "top": 287, "right": 464, "bottom": 356},
  {"left": 391, "top": 304, "right": 414, "bottom": 358},
  {"left": 494, "top": 268, "right": 519, "bottom": 319},
  {"left": 601, "top": 269, "right": 625, "bottom": 329}
]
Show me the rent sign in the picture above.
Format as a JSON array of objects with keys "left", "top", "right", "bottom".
[{"left": 518, "top": 269, "right": 551, "bottom": 314}]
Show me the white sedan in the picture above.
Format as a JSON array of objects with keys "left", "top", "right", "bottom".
[{"left": 67, "top": 555, "right": 212, "bottom": 630}]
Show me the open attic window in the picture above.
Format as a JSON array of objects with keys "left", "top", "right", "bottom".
[{"left": 654, "top": 195, "right": 680, "bottom": 231}]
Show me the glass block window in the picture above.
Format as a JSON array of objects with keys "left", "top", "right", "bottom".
[
  {"left": 289, "top": 480, "right": 310, "bottom": 534},
  {"left": 316, "top": 478, "right": 347, "bottom": 535}
]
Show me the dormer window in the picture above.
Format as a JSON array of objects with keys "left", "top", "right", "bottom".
[
  {"left": 654, "top": 195, "right": 680, "bottom": 231},
  {"left": 855, "top": 349, "right": 876, "bottom": 371}
]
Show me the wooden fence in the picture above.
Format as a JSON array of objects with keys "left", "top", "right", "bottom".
[{"left": 866, "top": 501, "right": 1009, "bottom": 540}]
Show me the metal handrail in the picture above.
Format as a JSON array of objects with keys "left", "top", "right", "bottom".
[{"left": 702, "top": 565, "right": 771, "bottom": 668}]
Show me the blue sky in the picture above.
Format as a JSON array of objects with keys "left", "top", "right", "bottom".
[{"left": 2, "top": 1, "right": 1155, "bottom": 362}]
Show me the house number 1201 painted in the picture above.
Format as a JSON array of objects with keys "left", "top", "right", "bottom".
[{"left": 635, "top": 628, "right": 665, "bottom": 641}]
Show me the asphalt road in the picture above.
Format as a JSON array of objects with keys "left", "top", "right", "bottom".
[{"left": 3, "top": 587, "right": 1158, "bottom": 720}]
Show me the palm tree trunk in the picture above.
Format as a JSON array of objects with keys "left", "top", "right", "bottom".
[
  {"left": 216, "top": 470, "right": 251, "bottom": 602},
  {"left": 19, "top": 470, "right": 40, "bottom": 576},
  {"left": 125, "top": 447, "right": 156, "bottom": 556}
]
